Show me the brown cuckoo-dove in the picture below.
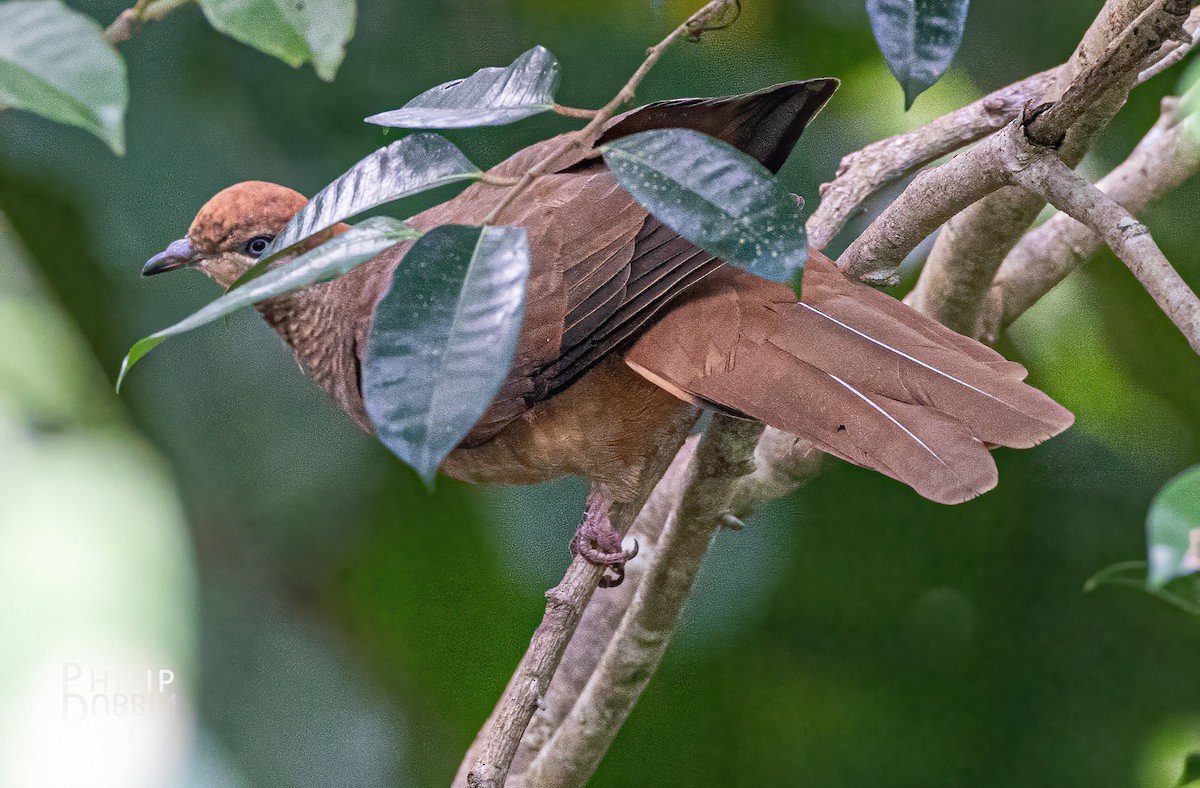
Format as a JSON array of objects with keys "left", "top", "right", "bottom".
[{"left": 141, "top": 80, "right": 1073, "bottom": 583}]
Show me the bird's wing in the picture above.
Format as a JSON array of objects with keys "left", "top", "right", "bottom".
[
  {"left": 622, "top": 253, "right": 1074, "bottom": 504},
  {"left": 418, "top": 170, "right": 725, "bottom": 443},
  {"left": 353, "top": 81, "right": 838, "bottom": 443}
]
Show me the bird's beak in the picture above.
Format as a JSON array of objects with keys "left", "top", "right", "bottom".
[{"left": 142, "top": 238, "right": 193, "bottom": 276}]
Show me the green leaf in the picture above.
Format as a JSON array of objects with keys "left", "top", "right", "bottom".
[
  {"left": 867, "top": 0, "right": 970, "bottom": 109},
  {"left": 363, "top": 225, "right": 530, "bottom": 483},
  {"left": 365, "top": 46, "right": 559, "bottom": 129},
  {"left": 118, "top": 217, "right": 417, "bottom": 390},
  {"left": 198, "top": 0, "right": 355, "bottom": 81},
  {"left": 601, "top": 128, "right": 808, "bottom": 286},
  {"left": 0, "top": 0, "right": 127, "bottom": 154},
  {"left": 1147, "top": 465, "right": 1200, "bottom": 589},
  {"left": 259, "top": 134, "right": 480, "bottom": 262}
]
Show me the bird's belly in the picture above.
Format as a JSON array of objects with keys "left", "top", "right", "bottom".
[{"left": 440, "top": 355, "right": 694, "bottom": 499}]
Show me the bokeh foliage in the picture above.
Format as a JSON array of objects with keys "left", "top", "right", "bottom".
[{"left": 1, "top": 0, "right": 1199, "bottom": 785}]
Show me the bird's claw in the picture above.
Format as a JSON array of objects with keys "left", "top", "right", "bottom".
[{"left": 570, "top": 496, "right": 638, "bottom": 588}]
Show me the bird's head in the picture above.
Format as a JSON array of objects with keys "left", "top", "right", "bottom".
[{"left": 142, "top": 181, "right": 308, "bottom": 288}]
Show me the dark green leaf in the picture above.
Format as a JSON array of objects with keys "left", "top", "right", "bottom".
[
  {"left": 601, "top": 128, "right": 808, "bottom": 285},
  {"left": 118, "top": 217, "right": 417, "bottom": 390},
  {"left": 1147, "top": 464, "right": 1200, "bottom": 589},
  {"left": 867, "top": 0, "right": 970, "bottom": 109},
  {"left": 0, "top": 0, "right": 127, "bottom": 154},
  {"left": 365, "top": 46, "right": 559, "bottom": 129},
  {"left": 1181, "top": 752, "right": 1200, "bottom": 787},
  {"left": 260, "top": 134, "right": 480, "bottom": 262},
  {"left": 198, "top": 0, "right": 355, "bottom": 81},
  {"left": 363, "top": 225, "right": 530, "bottom": 483}
]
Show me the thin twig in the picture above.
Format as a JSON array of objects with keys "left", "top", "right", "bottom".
[
  {"left": 481, "top": 0, "right": 739, "bottom": 226},
  {"left": 1008, "top": 153, "right": 1200, "bottom": 353},
  {"left": 551, "top": 104, "right": 599, "bottom": 119},
  {"left": 990, "top": 96, "right": 1200, "bottom": 334},
  {"left": 1137, "top": 25, "right": 1198, "bottom": 82},
  {"left": 1138, "top": 5, "right": 1200, "bottom": 81},
  {"left": 103, "top": 0, "right": 190, "bottom": 45}
]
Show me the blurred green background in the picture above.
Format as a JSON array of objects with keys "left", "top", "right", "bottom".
[{"left": 2, "top": 0, "right": 1199, "bottom": 785}]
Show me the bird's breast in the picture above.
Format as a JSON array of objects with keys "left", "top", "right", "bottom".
[{"left": 440, "top": 355, "right": 694, "bottom": 500}]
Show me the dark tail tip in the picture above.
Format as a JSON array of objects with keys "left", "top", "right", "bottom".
[{"left": 599, "top": 77, "right": 840, "bottom": 173}]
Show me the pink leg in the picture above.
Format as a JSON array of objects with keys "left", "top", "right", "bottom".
[{"left": 570, "top": 490, "right": 639, "bottom": 588}]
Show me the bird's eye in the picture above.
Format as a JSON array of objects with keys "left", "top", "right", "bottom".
[{"left": 243, "top": 235, "right": 273, "bottom": 257}]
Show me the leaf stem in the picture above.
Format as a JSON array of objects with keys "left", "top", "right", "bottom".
[
  {"left": 478, "top": 173, "right": 522, "bottom": 187},
  {"left": 551, "top": 104, "right": 599, "bottom": 119}
]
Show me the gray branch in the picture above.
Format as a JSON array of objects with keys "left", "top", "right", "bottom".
[
  {"left": 504, "top": 429, "right": 820, "bottom": 784},
  {"left": 508, "top": 434, "right": 703, "bottom": 774},
  {"left": 516, "top": 416, "right": 766, "bottom": 787},
  {"left": 835, "top": 126, "right": 1020, "bottom": 282},
  {"left": 1025, "top": 0, "right": 1195, "bottom": 148},
  {"left": 990, "top": 96, "right": 1200, "bottom": 334},
  {"left": 807, "top": 4, "right": 1199, "bottom": 260},
  {"left": 902, "top": 0, "right": 1192, "bottom": 336},
  {"left": 460, "top": 408, "right": 696, "bottom": 788},
  {"left": 806, "top": 68, "right": 1058, "bottom": 252},
  {"left": 1008, "top": 153, "right": 1200, "bottom": 353}
]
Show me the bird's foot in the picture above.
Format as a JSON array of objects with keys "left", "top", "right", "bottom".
[{"left": 570, "top": 494, "right": 638, "bottom": 588}]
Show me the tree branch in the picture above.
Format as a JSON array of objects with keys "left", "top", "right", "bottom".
[
  {"left": 808, "top": 4, "right": 1199, "bottom": 257},
  {"left": 1008, "top": 152, "right": 1200, "bottom": 353},
  {"left": 515, "top": 416, "right": 765, "bottom": 788},
  {"left": 835, "top": 127, "right": 1017, "bottom": 283},
  {"left": 839, "top": 95, "right": 1200, "bottom": 355},
  {"left": 903, "top": 0, "right": 1186, "bottom": 334},
  {"left": 461, "top": 409, "right": 697, "bottom": 788},
  {"left": 500, "top": 428, "right": 820, "bottom": 781},
  {"left": 508, "top": 435, "right": 703, "bottom": 774},
  {"left": 990, "top": 96, "right": 1200, "bottom": 333},
  {"left": 806, "top": 68, "right": 1058, "bottom": 252},
  {"left": 1025, "top": 0, "right": 1195, "bottom": 148}
]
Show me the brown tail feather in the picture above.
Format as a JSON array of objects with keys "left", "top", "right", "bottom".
[
  {"left": 622, "top": 252, "right": 1073, "bottom": 504},
  {"left": 598, "top": 79, "right": 839, "bottom": 174}
]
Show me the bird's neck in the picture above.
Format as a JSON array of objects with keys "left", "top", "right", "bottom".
[{"left": 254, "top": 280, "right": 372, "bottom": 431}]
